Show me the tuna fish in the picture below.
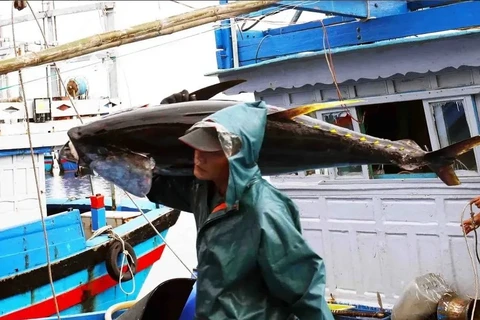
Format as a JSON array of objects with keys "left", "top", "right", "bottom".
[{"left": 60, "top": 81, "right": 480, "bottom": 198}]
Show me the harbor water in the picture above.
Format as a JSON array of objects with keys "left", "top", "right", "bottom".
[{"left": 46, "top": 173, "right": 115, "bottom": 199}]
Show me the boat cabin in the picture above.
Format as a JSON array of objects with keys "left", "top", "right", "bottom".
[{"left": 208, "top": 0, "right": 480, "bottom": 308}]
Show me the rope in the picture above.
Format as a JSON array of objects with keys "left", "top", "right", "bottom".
[
  {"left": 125, "top": 192, "right": 196, "bottom": 279},
  {"left": 30, "top": 0, "right": 198, "bottom": 282},
  {"left": 8, "top": 1, "right": 232, "bottom": 304},
  {"left": 88, "top": 225, "right": 137, "bottom": 295},
  {"left": 0, "top": 2, "right": 316, "bottom": 94},
  {"left": 0, "top": 22, "right": 225, "bottom": 94},
  {"left": 460, "top": 202, "right": 479, "bottom": 320},
  {"left": 108, "top": 229, "right": 137, "bottom": 295},
  {"left": 319, "top": 18, "right": 361, "bottom": 123},
  {"left": 25, "top": 1, "right": 96, "bottom": 195},
  {"left": 10, "top": 2, "right": 61, "bottom": 319}
]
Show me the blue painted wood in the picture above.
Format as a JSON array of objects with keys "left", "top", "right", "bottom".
[
  {"left": 46, "top": 197, "right": 160, "bottom": 212},
  {"left": 0, "top": 208, "right": 172, "bottom": 318},
  {"left": 86, "top": 209, "right": 167, "bottom": 246},
  {"left": 407, "top": 0, "right": 471, "bottom": 11},
  {"left": 91, "top": 207, "right": 106, "bottom": 231},
  {"left": 257, "top": 1, "right": 370, "bottom": 18},
  {"left": 60, "top": 160, "right": 78, "bottom": 172},
  {"left": 215, "top": 0, "right": 233, "bottom": 69},
  {"left": 60, "top": 230, "right": 168, "bottom": 317},
  {"left": 0, "top": 210, "right": 87, "bottom": 278},
  {"left": 0, "top": 147, "right": 51, "bottom": 157},
  {"left": 373, "top": 173, "right": 438, "bottom": 180},
  {"left": 273, "top": 0, "right": 407, "bottom": 18},
  {"left": 223, "top": 1, "right": 480, "bottom": 68},
  {"left": 242, "top": 0, "right": 407, "bottom": 19}
]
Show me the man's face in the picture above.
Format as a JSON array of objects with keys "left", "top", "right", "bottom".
[{"left": 193, "top": 149, "right": 229, "bottom": 181}]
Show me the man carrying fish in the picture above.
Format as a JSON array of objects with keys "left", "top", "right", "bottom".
[{"left": 145, "top": 90, "right": 335, "bottom": 319}]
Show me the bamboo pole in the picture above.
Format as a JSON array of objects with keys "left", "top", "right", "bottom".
[{"left": 0, "top": 0, "right": 279, "bottom": 75}]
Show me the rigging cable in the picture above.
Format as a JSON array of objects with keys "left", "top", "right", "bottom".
[
  {"left": 460, "top": 202, "right": 479, "bottom": 320},
  {"left": 25, "top": 1, "right": 96, "bottom": 195},
  {"left": 10, "top": 2, "right": 61, "bottom": 319},
  {"left": 0, "top": 1, "right": 320, "bottom": 95},
  {"left": 24, "top": 1, "right": 197, "bottom": 279}
]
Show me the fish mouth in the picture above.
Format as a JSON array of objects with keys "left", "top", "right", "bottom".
[{"left": 66, "top": 127, "right": 157, "bottom": 197}]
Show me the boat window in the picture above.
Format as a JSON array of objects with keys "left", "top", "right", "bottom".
[
  {"left": 322, "top": 111, "right": 363, "bottom": 177},
  {"left": 272, "top": 94, "right": 480, "bottom": 183},
  {"left": 356, "top": 100, "right": 433, "bottom": 177},
  {"left": 291, "top": 111, "right": 330, "bottom": 177},
  {"left": 430, "top": 100, "right": 477, "bottom": 171}
]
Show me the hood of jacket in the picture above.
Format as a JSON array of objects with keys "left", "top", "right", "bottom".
[{"left": 185, "top": 100, "right": 268, "bottom": 210}]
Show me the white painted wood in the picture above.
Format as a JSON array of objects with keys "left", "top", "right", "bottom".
[
  {"left": 0, "top": 98, "right": 121, "bottom": 121},
  {"left": 269, "top": 178, "right": 480, "bottom": 308},
  {"left": 0, "top": 152, "right": 46, "bottom": 230},
  {"left": 252, "top": 65, "right": 480, "bottom": 309}
]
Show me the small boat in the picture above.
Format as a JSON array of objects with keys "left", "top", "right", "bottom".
[{"left": 0, "top": 194, "right": 181, "bottom": 320}]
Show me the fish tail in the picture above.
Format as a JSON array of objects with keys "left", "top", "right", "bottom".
[{"left": 424, "top": 136, "right": 480, "bottom": 186}]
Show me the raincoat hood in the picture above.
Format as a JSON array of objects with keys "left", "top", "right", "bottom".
[{"left": 185, "top": 101, "right": 268, "bottom": 210}]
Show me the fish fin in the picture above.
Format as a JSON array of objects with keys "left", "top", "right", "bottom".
[
  {"left": 425, "top": 136, "right": 480, "bottom": 186},
  {"left": 190, "top": 79, "right": 246, "bottom": 100},
  {"left": 268, "top": 99, "right": 362, "bottom": 120},
  {"left": 428, "top": 164, "right": 460, "bottom": 186}
]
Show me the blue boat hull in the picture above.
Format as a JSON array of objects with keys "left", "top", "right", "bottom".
[
  {"left": 60, "top": 159, "right": 78, "bottom": 172},
  {"left": 38, "top": 277, "right": 198, "bottom": 320},
  {"left": 0, "top": 206, "right": 180, "bottom": 320}
]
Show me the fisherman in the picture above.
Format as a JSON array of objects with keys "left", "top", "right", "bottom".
[{"left": 146, "top": 90, "right": 334, "bottom": 319}]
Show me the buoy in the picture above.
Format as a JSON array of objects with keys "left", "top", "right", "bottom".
[{"left": 66, "top": 77, "right": 89, "bottom": 97}]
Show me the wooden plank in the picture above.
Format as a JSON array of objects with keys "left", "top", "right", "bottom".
[
  {"left": 0, "top": 0, "right": 279, "bottom": 76},
  {"left": 236, "top": 1, "right": 480, "bottom": 66}
]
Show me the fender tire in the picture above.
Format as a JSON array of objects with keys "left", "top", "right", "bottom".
[{"left": 105, "top": 239, "right": 137, "bottom": 282}]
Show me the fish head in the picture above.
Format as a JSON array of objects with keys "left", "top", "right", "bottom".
[{"left": 67, "top": 126, "right": 156, "bottom": 197}]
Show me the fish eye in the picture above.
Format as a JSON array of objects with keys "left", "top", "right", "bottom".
[{"left": 97, "top": 147, "right": 109, "bottom": 155}]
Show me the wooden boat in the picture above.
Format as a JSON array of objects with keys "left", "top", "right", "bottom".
[{"left": 0, "top": 194, "right": 180, "bottom": 320}]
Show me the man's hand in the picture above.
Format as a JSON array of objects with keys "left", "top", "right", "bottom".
[
  {"left": 160, "top": 89, "right": 197, "bottom": 104},
  {"left": 471, "top": 196, "right": 480, "bottom": 208},
  {"left": 462, "top": 213, "right": 480, "bottom": 235}
]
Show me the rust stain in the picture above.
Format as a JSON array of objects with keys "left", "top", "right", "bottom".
[
  {"left": 24, "top": 253, "right": 29, "bottom": 270},
  {"left": 80, "top": 265, "right": 96, "bottom": 313}
]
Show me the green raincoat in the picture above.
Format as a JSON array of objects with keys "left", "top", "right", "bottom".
[{"left": 147, "top": 101, "right": 334, "bottom": 320}]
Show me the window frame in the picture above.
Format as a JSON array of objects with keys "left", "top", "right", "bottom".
[
  {"left": 315, "top": 107, "right": 370, "bottom": 180},
  {"left": 277, "top": 92, "right": 480, "bottom": 182},
  {"left": 422, "top": 95, "right": 480, "bottom": 177},
  {"left": 305, "top": 95, "right": 480, "bottom": 181}
]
